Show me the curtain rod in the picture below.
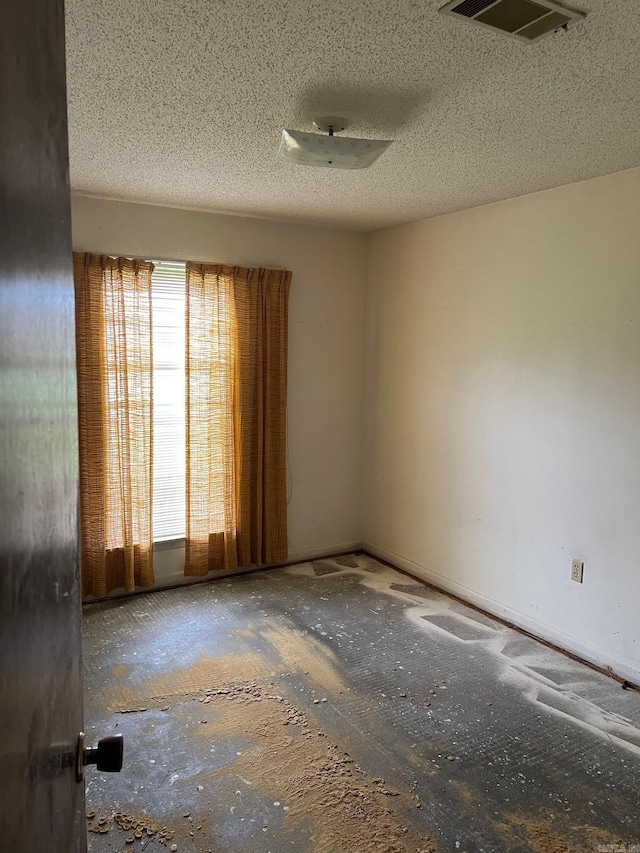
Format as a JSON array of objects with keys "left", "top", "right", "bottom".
[{"left": 94, "top": 252, "right": 288, "bottom": 271}]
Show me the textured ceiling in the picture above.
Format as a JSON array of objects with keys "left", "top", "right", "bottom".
[{"left": 65, "top": 0, "right": 640, "bottom": 230}]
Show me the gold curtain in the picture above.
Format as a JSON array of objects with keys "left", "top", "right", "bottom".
[
  {"left": 73, "top": 253, "right": 155, "bottom": 597},
  {"left": 185, "top": 263, "right": 291, "bottom": 576}
]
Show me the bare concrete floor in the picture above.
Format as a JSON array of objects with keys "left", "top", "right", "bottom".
[{"left": 82, "top": 554, "right": 640, "bottom": 853}]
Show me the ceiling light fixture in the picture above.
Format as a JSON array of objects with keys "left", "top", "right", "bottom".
[{"left": 277, "top": 117, "right": 392, "bottom": 170}]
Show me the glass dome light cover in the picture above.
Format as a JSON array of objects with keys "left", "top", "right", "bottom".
[{"left": 277, "top": 129, "right": 392, "bottom": 170}]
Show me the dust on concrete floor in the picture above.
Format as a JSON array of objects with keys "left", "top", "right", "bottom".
[{"left": 82, "top": 554, "right": 640, "bottom": 853}]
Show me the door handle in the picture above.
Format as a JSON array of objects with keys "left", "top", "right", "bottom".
[{"left": 76, "top": 732, "right": 123, "bottom": 782}]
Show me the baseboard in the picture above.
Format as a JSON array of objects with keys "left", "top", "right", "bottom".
[
  {"left": 287, "top": 540, "right": 363, "bottom": 563},
  {"left": 364, "top": 540, "right": 640, "bottom": 687}
]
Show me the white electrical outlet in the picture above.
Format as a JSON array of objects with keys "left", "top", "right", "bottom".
[{"left": 571, "top": 559, "right": 584, "bottom": 583}]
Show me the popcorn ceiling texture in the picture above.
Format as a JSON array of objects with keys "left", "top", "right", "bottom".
[{"left": 65, "top": 0, "right": 640, "bottom": 230}]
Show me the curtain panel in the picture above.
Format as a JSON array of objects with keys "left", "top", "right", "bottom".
[
  {"left": 185, "top": 263, "right": 291, "bottom": 576},
  {"left": 73, "top": 253, "right": 155, "bottom": 597}
]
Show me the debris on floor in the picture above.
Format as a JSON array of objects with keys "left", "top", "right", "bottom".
[{"left": 83, "top": 554, "right": 640, "bottom": 853}]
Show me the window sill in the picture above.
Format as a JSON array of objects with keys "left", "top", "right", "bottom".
[{"left": 154, "top": 537, "right": 185, "bottom": 552}]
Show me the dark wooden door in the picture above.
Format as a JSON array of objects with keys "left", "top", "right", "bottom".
[{"left": 0, "top": 0, "right": 85, "bottom": 849}]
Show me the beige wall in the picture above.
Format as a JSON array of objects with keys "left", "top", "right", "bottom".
[
  {"left": 364, "top": 167, "right": 640, "bottom": 681},
  {"left": 71, "top": 194, "right": 367, "bottom": 581}
]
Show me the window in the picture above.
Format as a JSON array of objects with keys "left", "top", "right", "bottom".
[{"left": 152, "top": 261, "right": 186, "bottom": 541}]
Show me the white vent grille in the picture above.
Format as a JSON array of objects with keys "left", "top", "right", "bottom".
[{"left": 439, "top": 0, "right": 585, "bottom": 43}]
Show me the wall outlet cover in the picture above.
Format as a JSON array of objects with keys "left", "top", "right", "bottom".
[{"left": 571, "top": 559, "right": 584, "bottom": 583}]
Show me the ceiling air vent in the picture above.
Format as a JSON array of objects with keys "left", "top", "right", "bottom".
[{"left": 439, "top": 0, "right": 586, "bottom": 43}]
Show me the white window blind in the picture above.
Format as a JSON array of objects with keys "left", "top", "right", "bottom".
[{"left": 152, "top": 261, "right": 186, "bottom": 541}]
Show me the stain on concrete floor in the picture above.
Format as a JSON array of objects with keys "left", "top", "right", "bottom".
[{"left": 82, "top": 554, "right": 640, "bottom": 852}]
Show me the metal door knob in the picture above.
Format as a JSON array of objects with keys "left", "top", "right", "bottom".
[{"left": 76, "top": 732, "right": 124, "bottom": 781}]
